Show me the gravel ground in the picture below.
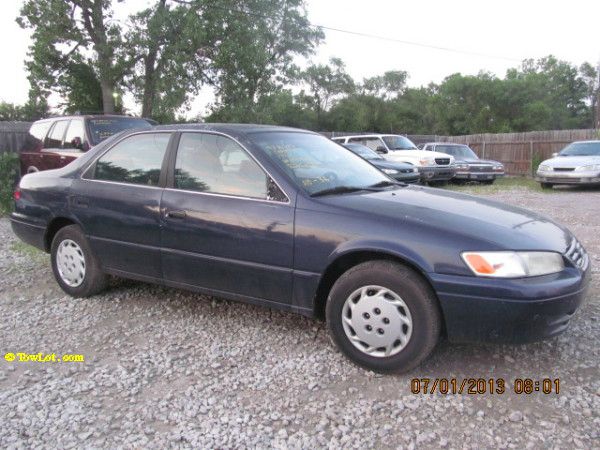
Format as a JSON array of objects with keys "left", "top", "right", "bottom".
[{"left": 1, "top": 188, "right": 599, "bottom": 449}]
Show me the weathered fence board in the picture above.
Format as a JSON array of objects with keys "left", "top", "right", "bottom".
[{"left": 0, "top": 122, "right": 31, "bottom": 154}]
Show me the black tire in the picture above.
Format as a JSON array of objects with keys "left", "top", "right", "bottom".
[
  {"left": 326, "top": 260, "right": 441, "bottom": 373},
  {"left": 50, "top": 225, "right": 108, "bottom": 297},
  {"left": 540, "top": 182, "right": 553, "bottom": 189}
]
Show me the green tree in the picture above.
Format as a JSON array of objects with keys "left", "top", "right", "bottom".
[
  {"left": 207, "top": 0, "right": 323, "bottom": 121},
  {"left": 299, "top": 57, "right": 354, "bottom": 129}
]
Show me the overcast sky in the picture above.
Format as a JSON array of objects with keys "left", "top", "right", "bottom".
[{"left": 2, "top": 0, "right": 599, "bottom": 117}]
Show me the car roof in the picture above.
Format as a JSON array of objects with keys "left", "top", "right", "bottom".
[
  {"left": 333, "top": 134, "right": 406, "bottom": 139},
  {"left": 35, "top": 114, "right": 151, "bottom": 122},
  {"left": 153, "top": 123, "right": 313, "bottom": 137},
  {"left": 423, "top": 142, "right": 469, "bottom": 146},
  {"left": 571, "top": 140, "right": 600, "bottom": 144}
]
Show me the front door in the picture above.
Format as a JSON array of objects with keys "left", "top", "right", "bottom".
[
  {"left": 71, "top": 132, "right": 172, "bottom": 279},
  {"left": 160, "top": 132, "right": 294, "bottom": 305}
]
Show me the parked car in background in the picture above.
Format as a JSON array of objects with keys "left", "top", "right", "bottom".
[
  {"left": 342, "top": 143, "right": 420, "bottom": 183},
  {"left": 422, "top": 143, "right": 505, "bottom": 184},
  {"left": 535, "top": 140, "right": 600, "bottom": 188},
  {"left": 332, "top": 134, "right": 455, "bottom": 185},
  {"left": 19, "top": 115, "right": 152, "bottom": 176},
  {"left": 12, "top": 124, "right": 590, "bottom": 373}
]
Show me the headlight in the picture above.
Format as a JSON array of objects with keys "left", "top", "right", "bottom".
[
  {"left": 461, "top": 251, "right": 564, "bottom": 277},
  {"left": 493, "top": 165, "right": 504, "bottom": 171},
  {"left": 412, "top": 167, "right": 419, "bottom": 173},
  {"left": 538, "top": 165, "right": 550, "bottom": 172},
  {"left": 382, "top": 168, "right": 399, "bottom": 175},
  {"left": 418, "top": 158, "right": 434, "bottom": 166},
  {"left": 575, "top": 164, "right": 600, "bottom": 171},
  {"left": 456, "top": 164, "right": 469, "bottom": 170}
]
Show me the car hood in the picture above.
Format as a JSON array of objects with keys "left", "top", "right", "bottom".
[
  {"left": 317, "top": 186, "right": 572, "bottom": 253},
  {"left": 455, "top": 158, "right": 500, "bottom": 165},
  {"left": 386, "top": 149, "right": 454, "bottom": 162},
  {"left": 541, "top": 155, "right": 600, "bottom": 168},
  {"left": 370, "top": 159, "right": 416, "bottom": 170}
]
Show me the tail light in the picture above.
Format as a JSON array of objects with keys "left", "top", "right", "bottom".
[{"left": 13, "top": 189, "right": 21, "bottom": 201}]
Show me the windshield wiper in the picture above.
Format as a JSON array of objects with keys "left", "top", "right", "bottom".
[
  {"left": 369, "top": 180, "right": 407, "bottom": 188},
  {"left": 310, "top": 186, "right": 379, "bottom": 197}
]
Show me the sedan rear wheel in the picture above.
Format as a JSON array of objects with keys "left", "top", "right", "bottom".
[
  {"left": 51, "top": 225, "right": 108, "bottom": 297},
  {"left": 326, "top": 260, "right": 441, "bottom": 373}
]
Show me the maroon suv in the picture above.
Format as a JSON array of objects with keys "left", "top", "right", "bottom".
[{"left": 19, "top": 115, "right": 153, "bottom": 175}]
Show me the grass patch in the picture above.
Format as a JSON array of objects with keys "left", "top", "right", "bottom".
[
  {"left": 10, "top": 240, "right": 46, "bottom": 261},
  {"left": 444, "top": 176, "right": 546, "bottom": 195}
]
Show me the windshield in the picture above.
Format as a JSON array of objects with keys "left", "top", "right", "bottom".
[
  {"left": 382, "top": 135, "right": 417, "bottom": 150},
  {"left": 250, "top": 132, "right": 390, "bottom": 195},
  {"left": 344, "top": 143, "right": 381, "bottom": 160},
  {"left": 88, "top": 117, "right": 152, "bottom": 145},
  {"left": 435, "top": 144, "right": 478, "bottom": 159},
  {"left": 559, "top": 142, "right": 600, "bottom": 157}
]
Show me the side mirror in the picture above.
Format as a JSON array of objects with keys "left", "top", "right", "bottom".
[
  {"left": 375, "top": 146, "right": 388, "bottom": 154},
  {"left": 552, "top": 152, "right": 558, "bottom": 158}
]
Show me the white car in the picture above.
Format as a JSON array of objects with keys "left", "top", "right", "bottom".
[
  {"left": 332, "top": 134, "right": 456, "bottom": 184},
  {"left": 536, "top": 140, "right": 600, "bottom": 188}
]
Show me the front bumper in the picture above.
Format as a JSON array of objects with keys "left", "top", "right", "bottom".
[
  {"left": 535, "top": 170, "right": 600, "bottom": 185},
  {"left": 429, "top": 265, "right": 590, "bottom": 344},
  {"left": 391, "top": 172, "right": 420, "bottom": 183},
  {"left": 454, "top": 171, "right": 505, "bottom": 180},
  {"left": 419, "top": 165, "right": 456, "bottom": 182}
]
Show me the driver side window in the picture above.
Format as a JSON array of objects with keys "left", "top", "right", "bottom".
[{"left": 175, "top": 133, "right": 284, "bottom": 201}]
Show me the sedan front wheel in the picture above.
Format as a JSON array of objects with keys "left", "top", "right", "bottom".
[{"left": 326, "top": 260, "right": 441, "bottom": 373}]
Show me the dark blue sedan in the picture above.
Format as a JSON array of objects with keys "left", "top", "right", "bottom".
[
  {"left": 342, "top": 143, "right": 420, "bottom": 184},
  {"left": 11, "top": 124, "right": 590, "bottom": 373}
]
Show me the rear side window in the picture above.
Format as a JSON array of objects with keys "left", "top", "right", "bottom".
[
  {"left": 44, "top": 120, "right": 69, "bottom": 148},
  {"left": 20, "top": 121, "right": 52, "bottom": 152},
  {"left": 174, "top": 133, "right": 268, "bottom": 199},
  {"left": 93, "top": 133, "right": 170, "bottom": 186}
]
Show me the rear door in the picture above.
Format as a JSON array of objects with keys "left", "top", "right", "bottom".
[
  {"left": 160, "top": 132, "right": 295, "bottom": 304},
  {"left": 70, "top": 131, "right": 173, "bottom": 279},
  {"left": 42, "top": 120, "right": 70, "bottom": 170}
]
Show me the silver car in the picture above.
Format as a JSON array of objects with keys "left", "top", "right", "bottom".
[{"left": 536, "top": 140, "right": 600, "bottom": 188}]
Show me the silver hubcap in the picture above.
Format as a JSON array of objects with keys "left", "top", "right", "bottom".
[
  {"left": 342, "top": 285, "right": 413, "bottom": 357},
  {"left": 56, "top": 239, "right": 86, "bottom": 287}
]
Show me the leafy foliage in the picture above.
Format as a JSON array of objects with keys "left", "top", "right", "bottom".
[{"left": 0, "top": 153, "right": 19, "bottom": 215}]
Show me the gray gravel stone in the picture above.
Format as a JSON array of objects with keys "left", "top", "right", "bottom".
[{"left": 1, "top": 188, "right": 599, "bottom": 448}]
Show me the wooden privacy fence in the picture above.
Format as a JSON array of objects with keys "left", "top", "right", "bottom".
[
  {"left": 0, "top": 122, "right": 31, "bottom": 155},
  {"left": 325, "top": 129, "right": 599, "bottom": 176}
]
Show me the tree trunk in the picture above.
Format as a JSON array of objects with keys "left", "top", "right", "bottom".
[
  {"left": 141, "top": 56, "right": 157, "bottom": 118},
  {"left": 100, "top": 79, "right": 115, "bottom": 114}
]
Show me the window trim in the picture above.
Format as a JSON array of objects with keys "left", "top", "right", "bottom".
[
  {"left": 44, "top": 120, "right": 70, "bottom": 149},
  {"left": 167, "top": 130, "right": 290, "bottom": 204},
  {"left": 81, "top": 130, "right": 174, "bottom": 189}
]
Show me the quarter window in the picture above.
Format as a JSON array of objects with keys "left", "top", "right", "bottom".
[
  {"left": 174, "top": 133, "right": 268, "bottom": 199},
  {"left": 44, "top": 120, "right": 69, "bottom": 148},
  {"left": 93, "top": 133, "right": 170, "bottom": 186}
]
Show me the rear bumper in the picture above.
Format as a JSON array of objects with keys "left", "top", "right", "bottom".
[
  {"left": 429, "top": 266, "right": 590, "bottom": 344},
  {"left": 419, "top": 166, "right": 456, "bottom": 181},
  {"left": 10, "top": 214, "right": 47, "bottom": 251}
]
